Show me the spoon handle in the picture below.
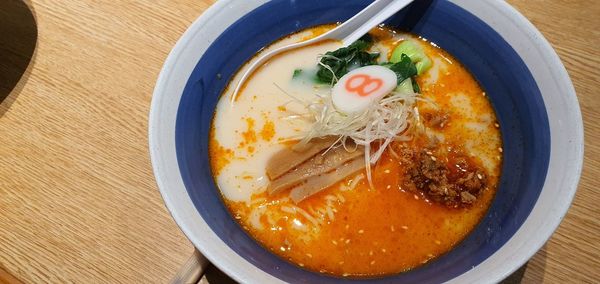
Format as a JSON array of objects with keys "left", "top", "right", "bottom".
[
  {"left": 334, "top": 0, "right": 416, "bottom": 45},
  {"left": 321, "top": 0, "right": 398, "bottom": 46}
]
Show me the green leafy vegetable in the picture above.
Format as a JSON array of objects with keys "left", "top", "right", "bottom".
[
  {"left": 292, "top": 69, "right": 303, "bottom": 79},
  {"left": 411, "top": 78, "right": 421, "bottom": 93},
  {"left": 315, "top": 39, "right": 380, "bottom": 84},
  {"left": 378, "top": 62, "right": 394, "bottom": 68},
  {"left": 308, "top": 38, "right": 422, "bottom": 92},
  {"left": 387, "top": 54, "right": 421, "bottom": 93},
  {"left": 396, "top": 78, "right": 414, "bottom": 93},
  {"left": 389, "top": 54, "right": 417, "bottom": 83},
  {"left": 391, "top": 40, "right": 432, "bottom": 75}
]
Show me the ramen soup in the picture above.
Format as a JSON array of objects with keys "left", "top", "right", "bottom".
[{"left": 210, "top": 25, "right": 502, "bottom": 277}]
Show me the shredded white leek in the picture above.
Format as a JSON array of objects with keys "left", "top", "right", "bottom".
[{"left": 281, "top": 83, "right": 419, "bottom": 186}]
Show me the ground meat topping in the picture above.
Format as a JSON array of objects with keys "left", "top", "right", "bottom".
[
  {"left": 398, "top": 144, "right": 488, "bottom": 208},
  {"left": 422, "top": 110, "right": 450, "bottom": 129}
]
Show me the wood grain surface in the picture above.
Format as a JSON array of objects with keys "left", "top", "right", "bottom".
[{"left": 0, "top": 0, "right": 598, "bottom": 283}]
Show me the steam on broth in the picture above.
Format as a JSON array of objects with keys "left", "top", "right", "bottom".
[{"left": 209, "top": 25, "right": 502, "bottom": 277}]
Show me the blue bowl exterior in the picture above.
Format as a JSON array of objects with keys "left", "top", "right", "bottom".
[{"left": 175, "top": 0, "right": 550, "bottom": 282}]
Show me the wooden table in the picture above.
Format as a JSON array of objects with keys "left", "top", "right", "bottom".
[{"left": 0, "top": 0, "right": 598, "bottom": 283}]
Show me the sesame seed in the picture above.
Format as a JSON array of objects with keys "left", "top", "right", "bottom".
[
  {"left": 370, "top": 260, "right": 376, "bottom": 265},
  {"left": 430, "top": 156, "right": 437, "bottom": 161},
  {"left": 494, "top": 123, "right": 500, "bottom": 128},
  {"left": 414, "top": 194, "right": 419, "bottom": 200},
  {"left": 306, "top": 253, "right": 313, "bottom": 258},
  {"left": 343, "top": 273, "right": 350, "bottom": 277},
  {"left": 477, "top": 174, "right": 483, "bottom": 180},
  {"left": 427, "top": 254, "right": 434, "bottom": 258},
  {"left": 345, "top": 224, "right": 350, "bottom": 230},
  {"left": 358, "top": 230, "right": 364, "bottom": 234},
  {"left": 384, "top": 169, "right": 390, "bottom": 174},
  {"left": 369, "top": 250, "right": 373, "bottom": 256},
  {"left": 339, "top": 261, "right": 344, "bottom": 265},
  {"left": 345, "top": 239, "right": 351, "bottom": 244},
  {"left": 391, "top": 225, "right": 395, "bottom": 232},
  {"left": 381, "top": 249, "right": 387, "bottom": 253},
  {"left": 482, "top": 92, "right": 486, "bottom": 96},
  {"left": 386, "top": 185, "right": 391, "bottom": 189},
  {"left": 435, "top": 240, "right": 441, "bottom": 245},
  {"left": 332, "top": 240, "right": 338, "bottom": 245},
  {"left": 401, "top": 226, "right": 408, "bottom": 230},
  {"left": 498, "top": 147, "right": 503, "bottom": 153},
  {"left": 426, "top": 151, "right": 433, "bottom": 155},
  {"left": 299, "top": 263, "right": 304, "bottom": 267}
]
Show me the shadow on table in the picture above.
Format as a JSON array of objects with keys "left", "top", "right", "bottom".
[
  {"left": 0, "top": 0, "right": 37, "bottom": 118},
  {"left": 200, "top": 264, "right": 238, "bottom": 284}
]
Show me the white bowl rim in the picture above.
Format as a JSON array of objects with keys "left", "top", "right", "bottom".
[{"left": 148, "top": 0, "right": 584, "bottom": 283}]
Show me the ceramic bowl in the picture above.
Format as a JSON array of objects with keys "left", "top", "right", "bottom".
[{"left": 149, "top": 0, "right": 583, "bottom": 282}]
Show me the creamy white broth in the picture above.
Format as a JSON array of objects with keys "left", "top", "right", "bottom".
[{"left": 213, "top": 31, "right": 342, "bottom": 203}]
